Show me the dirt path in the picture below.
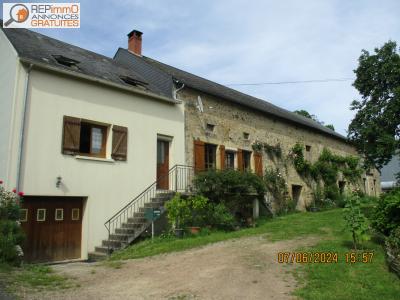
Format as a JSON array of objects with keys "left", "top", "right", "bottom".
[{"left": 25, "top": 235, "right": 319, "bottom": 300}]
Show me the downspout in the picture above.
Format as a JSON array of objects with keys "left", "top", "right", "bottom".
[
  {"left": 16, "top": 64, "right": 33, "bottom": 192},
  {"left": 173, "top": 80, "right": 185, "bottom": 100}
]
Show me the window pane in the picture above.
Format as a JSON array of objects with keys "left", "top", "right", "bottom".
[
  {"left": 91, "top": 127, "right": 103, "bottom": 153},
  {"left": 243, "top": 151, "right": 251, "bottom": 170},
  {"left": 205, "top": 144, "right": 216, "bottom": 170},
  {"left": 79, "top": 123, "right": 91, "bottom": 153},
  {"left": 157, "top": 141, "right": 165, "bottom": 164},
  {"left": 55, "top": 208, "right": 64, "bottom": 221},
  {"left": 225, "top": 151, "right": 235, "bottom": 169},
  {"left": 37, "top": 209, "right": 46, "bottom": 222}
]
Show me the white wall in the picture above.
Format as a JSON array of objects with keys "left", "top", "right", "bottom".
[
  {"left": 21, "top": 70, "right": 185, "bottom": 257},
  {"left": 0, "top": 30, "right": 27, "bottom": 189}
]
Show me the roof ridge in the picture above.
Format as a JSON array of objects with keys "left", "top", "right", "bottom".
[{"left": 142, "top": 56, "right": 344, "bottom": 139}]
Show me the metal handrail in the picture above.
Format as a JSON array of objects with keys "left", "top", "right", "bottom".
[{"left": 104, "top": 164, "right": 194, "bottom": 250}]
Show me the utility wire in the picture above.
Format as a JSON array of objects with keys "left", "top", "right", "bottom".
[{"left": 225, "top": 77, "right": 354, "bottom": 86}]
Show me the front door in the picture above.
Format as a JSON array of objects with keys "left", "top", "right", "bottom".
[
  {"left": 157, "top": 140, "right": 169, "bottom": 189},
  {"left": 20, "top": 196, "right": 83, "bottom": 262}
]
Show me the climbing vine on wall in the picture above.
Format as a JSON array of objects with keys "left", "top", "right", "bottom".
[
  {"left": 251, "top": 141, "right": 282, "bottom": 159},
  {"left": 289, "top": 143, "right": 363, "bottom": 202},
  {"left": 263, "top": 143, "right": 282, "bottom": 160}
]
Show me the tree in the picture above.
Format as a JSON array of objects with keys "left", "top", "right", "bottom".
[
  {"left": 294, "top": 110, "right": 335, "bottom": 131},
  {"left": 348, "top": 41, "right": 400, "bottom": 172},
  {"left": 325, "top": 124, "right": 335, "bottom": 131},
  {"left": 294, "top": 109, "right": 315, "bottom": 120}
]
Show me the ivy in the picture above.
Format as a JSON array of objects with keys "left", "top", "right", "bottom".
[
  {"left": 263, "top": 143, "right": 282, "bottom": 160},
  {"left": 264, "top": 167, "right": 293, "bottom": 214},
  {"left": 290, "top": 143, "right": 362, "bottom": 185},
  {"left": 251, "top": 141, "right": 283, "bottom": 160}
]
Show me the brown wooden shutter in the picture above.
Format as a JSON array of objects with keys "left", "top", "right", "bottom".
[
  {"left": 254, "top": 152, "right": 263, "bottom": 176},
  {"left": 62, "top": 116, "right": 81, "bottom": 155},
  {"left": 237, "top": 149, "right": 243, "bottom": 171},
  {"left": 194, "top": 140, "right": 205, "bottom": 173},
  {"left": 112, "top": 125, "right": 128, "bottom": 161},
  {"left": 219, "top": 145, "right": 225, "bottom": 170}
]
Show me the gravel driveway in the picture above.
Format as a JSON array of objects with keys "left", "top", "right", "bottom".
[{"left": 23, "top": 235, "right": 319, "bottom": 300}]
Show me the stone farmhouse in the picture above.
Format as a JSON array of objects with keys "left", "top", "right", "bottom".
[
  {"left": 115, "top": 30, "right": 381, "bottom": 208},
  {"left": 0, "top": 23, "right": 380, "bottom": 262}
]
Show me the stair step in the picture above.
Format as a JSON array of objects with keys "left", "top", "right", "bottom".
[
  {"left": 109, "top": 233, "right": 130, "bottom": 241},
  {"left": 122, "top": 222, "right": 144, "bottom": 229},
  {"left": 133, "top": 212, "right": 144, "bottom": 217},
  {"left": 88, "top": 251, "right": 107, "bottom": 261},
  {"left": 115, "top": 228, "right": 135, "bottom": 235},
  {"left": 102, "top": 239, "right": 123, "bottom": 248},
  {"left": 95, "top": 246, "right": 113, "bottom": 254},
  {"left": 128, "top": 216, "right": 146, "bottom": 223},
  {"left": 144, "top": 202, "right": 163, "bottom": 208}
]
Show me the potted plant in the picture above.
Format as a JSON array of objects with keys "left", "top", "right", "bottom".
[
  {"left": 186, "top": 195, "right": 209, "bottom": 235},
  {"left": 165, "top": 194, "right": 190, "bottom": 238}
]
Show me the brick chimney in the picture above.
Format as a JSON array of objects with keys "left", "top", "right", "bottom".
[{"left": 127, "top": 30, "right": 143, "bottom": 56}]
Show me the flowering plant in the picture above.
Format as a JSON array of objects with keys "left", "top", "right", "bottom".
[{"left": 0, "top": 181, "right": 25, "bottom": 265}]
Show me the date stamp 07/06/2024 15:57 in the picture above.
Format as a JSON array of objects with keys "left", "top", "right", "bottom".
[{"left": 277, "top": 252, "right": 374, "bottom": 264}]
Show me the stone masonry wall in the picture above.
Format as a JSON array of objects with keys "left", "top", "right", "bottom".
[{"left": 178, "top": 87, "right": 381, "bottom": 210}]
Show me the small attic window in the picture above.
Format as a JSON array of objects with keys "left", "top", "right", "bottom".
[
  {"left": 52, "top": 55, "right": 80, "bottom": 67},
  {"left": 120, "top": 76, "right": 148, "bottom": 88},
  {"left": 243, "top": 132, "right": 250, "bottom": 140}
]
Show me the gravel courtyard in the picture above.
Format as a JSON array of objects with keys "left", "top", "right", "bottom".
[{"left": 23, "top": 235, "right": 319, "bottom": 300}]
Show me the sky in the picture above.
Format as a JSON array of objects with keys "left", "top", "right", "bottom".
[{"left": 2, "top": 0, "right": 400, "bottom": 135}]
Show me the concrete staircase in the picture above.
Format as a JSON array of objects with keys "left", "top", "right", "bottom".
[{"left": 88, "top": 191, "right": 175, "bottom": 260}]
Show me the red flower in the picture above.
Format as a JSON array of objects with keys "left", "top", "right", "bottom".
[
  {"left": 0, "top": 180, "right": 3, "bottom": 184},
  {"left": 12, "top": 188, "right": 17, "bottom": 193},
  {"left": 18, "top": 192, "right": 24, "bottom": 197}
]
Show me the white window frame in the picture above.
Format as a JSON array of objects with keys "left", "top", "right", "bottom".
[
  {"left": 37, "top": 209, "right": 46, "bottom": 222},
  {"left": 55, "top": 208, "right": 64, "bottom": 221}
]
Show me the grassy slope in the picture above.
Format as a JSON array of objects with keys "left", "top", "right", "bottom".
[
  {"left": 112, "top": 209, "right": 400, "bottom": 300},
  {"left": 0, "top": 264, "right": 78, "bottom": 295}
]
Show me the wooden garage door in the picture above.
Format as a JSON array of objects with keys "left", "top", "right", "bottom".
[{"left": 20, "top": 197, "right": 83, "bottom": 262}]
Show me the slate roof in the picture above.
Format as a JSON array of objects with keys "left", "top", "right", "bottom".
[
  {"left": 114, "top": 48, "right": 347, "bottom": 141},
  {"left": 0, "top": 20, "right": 171, "bottom": 101}
]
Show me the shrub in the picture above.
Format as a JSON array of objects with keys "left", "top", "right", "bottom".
[
  {"left": 386, "top": 226, "right": 400, "bottom": 257},
  {"left": 0, "top": 183, "right": 24, "bottom": 265},
  {"left": 323, "top": 184, "right": 341, "bottom": 201},
  {"left": 165, "top": 194, "right": 191, "bottom": 229},
  {"left": 263, "top": 167, "right": 292, "bottom": 214},
  {"left": 165, "top": 194, "right": 236, "bottom": 230},
  {"left": 193, "top": 169, "right": 265, "bottom": 218},
  {"left": 371, "top": 188, "right": 400, "bottom": 236},
  {"left": 209, "top": 203, "right": 236, "bottom": 230}
]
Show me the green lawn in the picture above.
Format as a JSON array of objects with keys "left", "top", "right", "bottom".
[
  {"left": 0, "top": 263, "right": 78, "bottom": 295},
  {"left": 111, "top": 209, "right": 400, "bottom": 300}
]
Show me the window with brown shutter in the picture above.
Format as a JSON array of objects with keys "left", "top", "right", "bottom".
[
  {"left": 112, "top": 125, "right": 128, "bottom": 161},
  {"left": 242, "top": 150, "right": 252, "bottom": 171},
  {"left": 225, "top": 150, "right": 235, "bottom": 170},
  {"left": 194, "top": 140, "right": 205, "bottom": 173},
  {"left": 254, "top": 152, "right": 263, "bottom": 176},
  {"left": 62, "top": 116, "right": 112, "bottom": 159},
  {"left": 62, "top": 116, "right": 81, "bottom": 155}
]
